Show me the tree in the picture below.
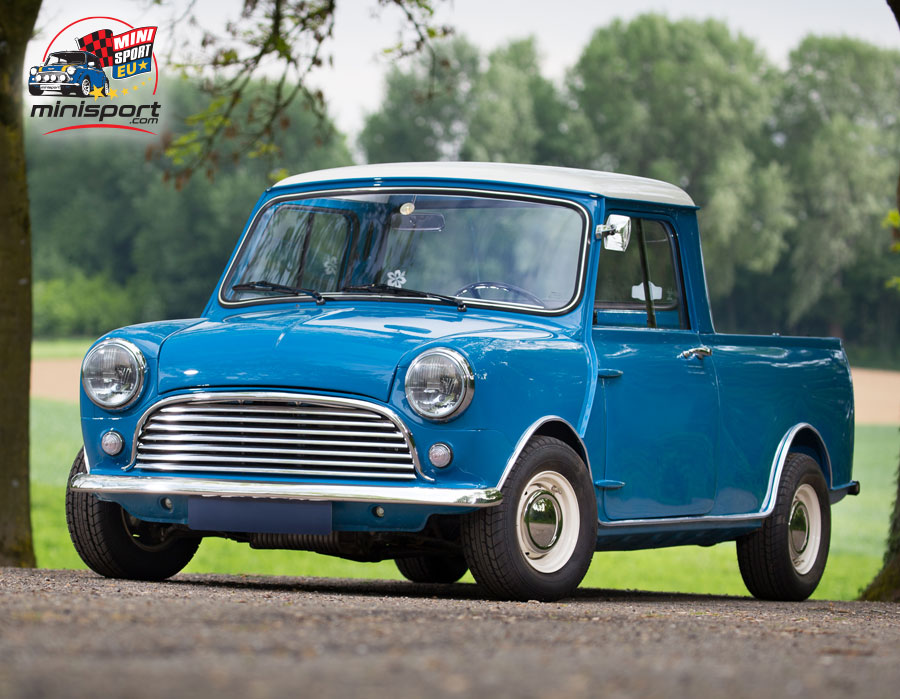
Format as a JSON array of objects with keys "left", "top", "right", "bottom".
[
  {"left": 568, "top": 15, "right": 795, "bottom": 300},
  {"left": 359, "top": 37, "right": 481, "bottom": 162},
  {"left": 164, "top": 0, "right": 449, "bottom": 181},
  {"left": 0, "top": 0, "right": 42, "bottom": 567},
  {"left": 773, "top": 35, "right": 900, "bottom": 335},
  {"left": 360, "top": 36, "right": 595, "bottom": 167},
  {"left": 460, "top": 38, "right": 594, "bottom": 166},
  {"left": 860, "top": 0, "right": 900, "bottom": 603},
  {"left": 0, "top": 0, "right": 446, "bottom": 567},
  {"left": 27, "top": 79, "right": 352, "bottom": 336}
]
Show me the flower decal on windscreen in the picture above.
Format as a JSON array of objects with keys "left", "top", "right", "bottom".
[
  {"left": 323, "top": 255, "right": 338, "bottom": 276},
  {"left": 386, "top": 269, "right": 407, "bottom": 288}
]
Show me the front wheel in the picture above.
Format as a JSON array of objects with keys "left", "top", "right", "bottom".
[
  {"left": 79, "top": 77, "right": 92, "bottom": 97},
  {"left": 736, "top": 452, "right": 831, "bottom": 601},
  {"left": 66, "top": 448, "right": 200, "bottom": 580},
  {"left": 461, "top": 436, "right": 597, "bottom": 601}
]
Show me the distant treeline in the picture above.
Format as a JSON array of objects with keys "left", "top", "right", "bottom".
[{"left": 28, "top": 15, "right": 900, "bottom": 365}]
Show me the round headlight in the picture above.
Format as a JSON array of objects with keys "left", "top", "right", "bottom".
[
  {"left": 82, "top": 339, "right": 146, "bottom": 410},
  {"left": 66, "top": 66, "right": 76, "bottom": 76},
  {"left": 59, "top": 74, "right": 68, "bottom": 82},
  {"left": 405, "top": 348, "right": 474, "bottom": 421},
  {"left": 30, "top": 67, "right": 37, "bottom": 76}
]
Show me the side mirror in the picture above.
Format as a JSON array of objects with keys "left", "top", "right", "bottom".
[{"left": 599, "top": 214, "right": 631, "bottom": 252}]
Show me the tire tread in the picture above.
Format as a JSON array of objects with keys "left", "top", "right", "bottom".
[
  {"left": 736, "top": 452, "right": 830, "bottom": 601},
  {"left": 461, "top": 436, "right": 596, "bottom": 601},
  {"left": 66, "top": 449, "right": 199, "bottom": 580}
]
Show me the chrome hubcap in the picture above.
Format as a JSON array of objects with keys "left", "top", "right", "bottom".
[
  {"left": 789, "top": 502, "right": 809, "bottom": 555},
  {"left": 515, "top": 470, "right": 580, "bottom": 574},
  {"left": 788, "top": 484, "right": 821, "bottom": 575},
  {"left": 523, "top": 490, "right": 562, "bottom": 551}
]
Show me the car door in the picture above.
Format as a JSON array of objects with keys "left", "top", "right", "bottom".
[{"left": 587, "top": 214, "right": 719, "bottom": 520}]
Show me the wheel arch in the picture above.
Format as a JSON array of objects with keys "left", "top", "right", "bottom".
[
  {"left": 766, "top": 423, "right": 833, "bottom": 512},
  {"left": 496, "top": 416, "right": 591, "bottom": 490},
  {"left": 787, "top": 426, "right": 832, "bottom": 487}
]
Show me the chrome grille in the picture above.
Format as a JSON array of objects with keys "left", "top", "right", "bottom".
[{"left": 133, "top": 395, "right": 418, "bottom": 481}]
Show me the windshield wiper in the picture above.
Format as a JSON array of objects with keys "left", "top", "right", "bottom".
[
  {"left": 342, "top": 284, "right": 466, "bottom": 312},
  {"left": 232, "top": 280, "right": 325, "bottom": 305}
]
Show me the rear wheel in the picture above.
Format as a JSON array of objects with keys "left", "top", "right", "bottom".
[
  {"left": 66, "top": 448, "right": 200, "bottom": 580},
  {"left": 395, "top": 554, "right": 468, "bottom": 583},
  {"left": 461, "top": 436, "right": 596, "bottom": 601},
  {"left": 736, "top": 452, "right": 831, "bottom": 600}
]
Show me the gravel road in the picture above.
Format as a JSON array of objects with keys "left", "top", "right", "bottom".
[{"left": 1, "top": 569, "right": 898, "bottom": 698}]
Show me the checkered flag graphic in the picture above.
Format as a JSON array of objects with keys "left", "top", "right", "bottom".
[{"left": 76, "top": 29, "right": 115, "bottom": 68}]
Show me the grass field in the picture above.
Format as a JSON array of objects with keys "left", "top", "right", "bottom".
[
  {"left": 30, "top": 396, "right": 899, "bottom": 599},
  {"left": 31, "top": 338, "right": 95, "bottom": 360}
]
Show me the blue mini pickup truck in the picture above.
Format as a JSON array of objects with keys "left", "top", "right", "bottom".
[{"left": 68, "top": 162, "right": 857, "bottom": 601}]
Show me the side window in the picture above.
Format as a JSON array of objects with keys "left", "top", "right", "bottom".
[{"left": 594, "top": 217, "right": 685, "bottom": 329}]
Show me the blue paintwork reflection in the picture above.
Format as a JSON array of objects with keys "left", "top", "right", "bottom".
[{"left": 586, "top": 327, "right": 718, "bottom": 519}]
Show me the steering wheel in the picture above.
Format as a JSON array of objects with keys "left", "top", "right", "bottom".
[{"left": 455, "top": 281, "right": 545, "bottom": 307}]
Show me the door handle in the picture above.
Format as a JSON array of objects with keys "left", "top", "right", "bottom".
[{"left": 679, "top": 346, "right": 712, "bottom": 360}]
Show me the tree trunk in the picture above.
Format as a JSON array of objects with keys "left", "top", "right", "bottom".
[
  {"left": 861, "top": 456, "right": 900, "bottom": 601},
  {"left": 0, "top": 1, "right": 42, "bottom": 567},
  {"left": 859, "top": 0, "right": 900, "bottom": 604}
]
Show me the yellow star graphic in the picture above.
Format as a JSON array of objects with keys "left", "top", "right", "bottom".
[
  {"left": 123, "top": 87, "right": 129, "bottom": 95},
  {"left": 89, "top": 85, "right": 104, "bottom": 100},
  {"left": 132, "top": 83, "right": 139, "bottom": 91},
  {"left": 138, "top": 60, "right": 148, "bottom": 71},
  {"left": 109, "top": 89, "right": 118, "bottom": 99}
]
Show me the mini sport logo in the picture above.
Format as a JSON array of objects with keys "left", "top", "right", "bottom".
[{"left": 27, "top": 16, "right": 163, "bottom": 136}]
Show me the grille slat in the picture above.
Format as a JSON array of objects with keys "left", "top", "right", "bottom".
[
  {"left": 138, "top": 463, "right": 416, "bottom": 480},
  {"left": 152, "top": 414, "right": 395, "bottom": 428},
  {"left": 139, "top": 443, "right": 414, "bottom": 461},
  {"left": 144, "top": 424, "right": 404, "bottom": 438},
  {"left": 138, "top": 453, "right": 412, "bottom": 468},
  {"left": 141, "top": 433, "right": 407, "bottom": 448},
  {"left": 134, "top": 396, "right": 418, "bottom": 481},
  {"left": 159, "top": 405, "right": 382, "bottom": 419}
]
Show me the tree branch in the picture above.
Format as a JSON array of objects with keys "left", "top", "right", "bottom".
[{"left": 155, "top": 0, "right": 451, "bottom": 183}]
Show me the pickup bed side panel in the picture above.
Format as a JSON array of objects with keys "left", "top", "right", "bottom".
[{"left": 702, "top": 333, "right": 854, "bottom": 516}]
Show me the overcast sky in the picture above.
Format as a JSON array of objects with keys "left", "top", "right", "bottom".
[{"left": 28, "top": 0, "right": 899, "bottom": 139}]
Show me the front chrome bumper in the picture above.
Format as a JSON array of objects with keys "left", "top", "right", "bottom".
[{"left": 71, "top": 473, "right": 503, "bottom": 508}]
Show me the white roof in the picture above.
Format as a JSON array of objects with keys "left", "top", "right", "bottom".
[{"left": 274, "top": 162, "right": 695, "bottom": 207}]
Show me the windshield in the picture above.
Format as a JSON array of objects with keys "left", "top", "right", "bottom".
[
  {"left": 223, "top": 191, "right": 586, "bottom": 312},
  {"left": 45, "top": 52, "right": 87, "bottom": 66}
]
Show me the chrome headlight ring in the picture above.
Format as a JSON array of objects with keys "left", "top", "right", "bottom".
[
  {"left": 81, "top": 338, "right": 147, "bottom": 411},
  {"left": 404, "top": 348, "right": 474, "bottom": 422}
]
